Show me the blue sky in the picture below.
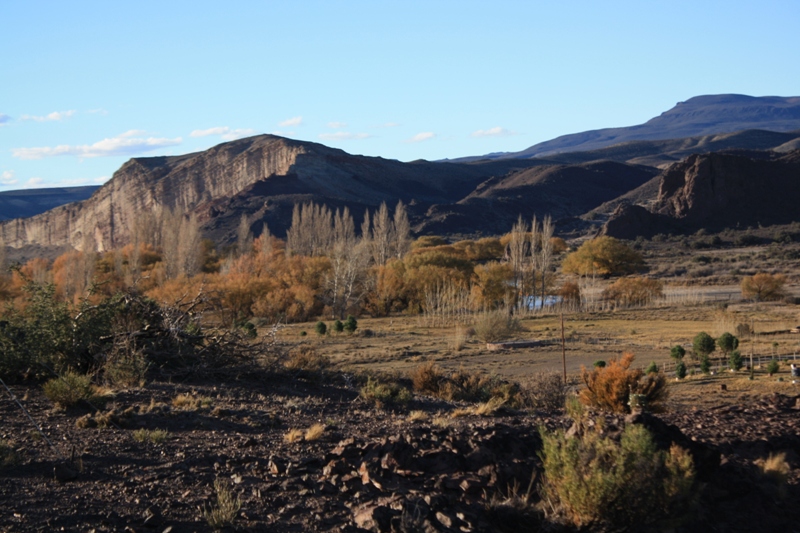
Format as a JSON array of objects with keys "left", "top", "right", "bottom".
[{"left": 1, "top": 0, "right": 799, "bottom": 191}]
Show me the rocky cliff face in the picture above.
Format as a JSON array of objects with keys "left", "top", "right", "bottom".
[
  {"left": 0, "top": 136, "right": 309, "bottom": 251},
  {"left": 602, "top": 149, "right": 800, "bottom": 238}
]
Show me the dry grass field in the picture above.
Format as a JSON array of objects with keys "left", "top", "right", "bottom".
[{"left": 278, "top": 286, "right": 800, "bottom": 408}]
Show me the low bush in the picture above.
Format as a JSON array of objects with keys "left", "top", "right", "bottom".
[
  {"left": 42, "top": 372, "right": 109, "bottom": 409},
  {"left": 472, "top": 309, "right": 521, "bottom": 343},
  {"left": 343, "top": 315, "right": 358, "bottom": 334},
  {"left": 410, "top": 362, "right": 520, "bottom": 405},
  {"left": 539, "top": 423, "right": 696, "bottom": 529},
  {"left": 518, "top": 372, "right": 568, "bottom": 412},
  {"left": 0, "top": 440, "right": 20, "bottom": 468},
  {"left": 314, "top": 321, "right": 327, "bottom": 336},
  {"left": 360, "top": 377, "right": 412, "bottom": 408},
  {"left": 284, "top": 346, "right": 331, "bottom": 379},
  {"left": 579, "top": 353, "right": 668, "bottom": 413},
  {"left": 729, "top": 350, "right": 743, "bottom": 371},
  {"left": 767, "top": 359, "right": 780, "bottom": 375},
  {"left": 132, "top": 428, "right": 169, "bottom": 444},
  {"left": 601, "top": 277, "right": 664, "bottom": 307},
  {"left": 204, "top": 478, "right": 241, "bottom": 529},
  {"left": 675, "top": 361, "right": 687, "bottom": 379}
]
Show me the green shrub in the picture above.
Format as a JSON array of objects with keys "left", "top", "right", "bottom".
[
  {"left": 675, "top": 361, "right": 687, "bottom": 379},
  {"left": 699, "top": 354, "right": 711, "bottom": 374},
  {"left": 729, "top": 350, "right": 743, "bottom": 371},
  {"left": 539, "top": 423, "right": 696, "bottom": 529},
  {"left": 360, "top": 377, "right": 411, "bottom": 408},
  {"left": 593, "top": 360, "right": 606, "bottom": 368},
  {"left": 333, "top": 319, "right": 344, "bottom": 333},
  {"left": 299, "top": 330, "right": 307, "bottom": 336},
  {"left": 693, "top": 332, "right": 715, "bottom": 359},
  {"left": 646, "top": 361, "right": 659, "bottom": 374},
  {"left": 343, "top": 315, "right": 358, "bottom": 334},
  {"left": 670, "top": 345, "right": 686, "bottom": 361},
  {"left": 717, "top": 332, "right": 739, "bottom": 355},
  {"left": 0, "top": 440, "right": 20, "bottom": 468},
  {"left": 767, "top": 359, "right": 780, "bottom": 375},
  {"left": 42, "top": 372, "right": 107, "bottom": 409},
  {"left": 314, "top": 321, "right": 327, "bottom": 336}
]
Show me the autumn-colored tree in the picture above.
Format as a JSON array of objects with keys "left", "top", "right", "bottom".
[
  {"left": 741, "top": 272, "right": 786, "bottom": 301},
  {"left": 557, "top": 281, "right": 582, "bottom": 306},
  {"left": 364, "top": 260, "right": 407, "bottom": 316},
  {"left": 236, "top": 214, "right": 253, "bottom": 257},
  {"left": 561, "top": 236, "right": 645, "bottom": 277},
  {"left": 452, "top": 237, "right": 504, "bottom": 261},
  {"left": 580, "top": 352, "right": 668, "bottom": 413},
  {"left": 601, "top": 277, "right": 663, "bottom": 307},
  {"left": 471, "top": 262, "right": 514, "bottom": 310},
  {"left": 411, "top": 235, "right": 448, "bottom": 250}
]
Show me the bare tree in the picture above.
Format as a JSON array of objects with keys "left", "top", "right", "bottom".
[
  {"left": 237, "top": 214, "right": 253, "bottom": 257},
  {"left": 327, "top": 207, "right": 369, "bottom": 318},
  {"left": 371, "top": 202, "right": 393, "bottom": 266},
  {"left": 508, "top": 215, "right": 528, "bottom": 310},
  {"left": 258, "top": 222, "right": 273, "bottom": 258},
  {"left": 393, "top": 200, "right": 411, "bottom": 259},
  {"left": 538, "top": 215, "right": 554, "bottom": 304},
  {"left": 285, "top": 202, "right": 334, "bottom": 257},
  {"left": 529, "top": 215, "right": 540, "bottom": 309},
  {"left": 162, "top": 208, "right": 202, "bottom": 279}
]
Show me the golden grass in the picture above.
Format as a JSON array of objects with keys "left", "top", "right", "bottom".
[
  {"left": 283, "top": 428, "right": 304, "bottom": 443},
  {"left": 172, "top": 393, "right": 213, "bottom": 411},
  {"left": 304, "top": 423, "right": 325, "bottom": 442},
  {"left": 408, "top": 410, "right": 429, "bottom": 422}
]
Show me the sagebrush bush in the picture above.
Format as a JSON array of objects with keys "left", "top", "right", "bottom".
[
  {"left": 579, "top": 353, "right": 668, "bottom": 413},
  {"left": 43, "top": 372, "right": 108, "bottom": 409},
  {"left": 518, "top": 372, "right": 568, "bottom": 412},
  {"left": 539, "top": 423, "right": 696, "bottom": 529},
  {"left": 0, "top": 440, "right": 20, "bottom": 467},
  {"left": 284, "top": 346, "right": 331, "bottom": 377},
  {"left": 410, "top": 361, "right": 446, "bottom": 395},
  {"left": 472, "top": 309, "right": 520, "bottom": 343},
  {"left": 360, "top": 377, "right": 412, "bottom": 408}
]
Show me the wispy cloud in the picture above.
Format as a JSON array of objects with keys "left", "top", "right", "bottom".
[
  {"left": 318, "top": 132, "right": 371, "bottom": 141},
  {"left": 406, "top": 132, "right": 435, "bottom": 143},
  {"left": 327, "top": 121, "right": 347, "bottom": 129},
  {"left": 279, "top": 116, "right": 303, "bottom": 127},
  {"left": 26, "top": 177, "right": 45, "bottom": 187},
  {"left": 1, "top": 170, "right": 16, "bottom": 185},
  {"left": 87, "top": 108, "right": 109, "bottom": 115},
  {"left": 0, "top": 114, "right": 10, "bottom": 125},
  {"left": 12, "top": 130, "right": 182, "bottom": 160},
  {"left": 20, "top": 110, "right": 76, "bottom": 122},
  {"left": 471, "top": 126, "right": 516, "bottom": 138},
  {"left": 190, "top": 126, "right": 256, "bottom": 141}
]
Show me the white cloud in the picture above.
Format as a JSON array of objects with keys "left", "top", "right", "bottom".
[
  {"left": 318, "top": 132, "right": 371, "bottom": 141},
  {"left": 406, "top": 132, "right": 435, "bottom": 143},
  {"left": 0, "top": 114, "right": 10, "bottom": 125},
  {"left": 12, "top": 131, "right": 182, "bottom": 160},
  {"left": 87, "top": 108, "right": 108, "bottom": 115},
  {"left": 471, "top": 126, "right": 515, "bottom": 138},
  {"left": 21, "top": 110, "right": 76, "bottom": 122},
  {"left": 190, "top": 126, "right": 256, "bottom": 141},
  {"left": 1, "top": 170, "right": 16, "bottom": 185},
  {"left": 279, "top": 116, "right": 303, "bottom": 127},
  {"left": 26, "top": 177, "right": 45, "bottom": 187},
  {"left": 327, "top": 121, "right": 347, "bottom": 129}
]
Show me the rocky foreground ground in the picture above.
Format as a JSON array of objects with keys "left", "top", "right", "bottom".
[{"left": 1, "top": 370, "right": 799, "bottom": 533}]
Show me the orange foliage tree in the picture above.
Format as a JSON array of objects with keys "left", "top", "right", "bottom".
[
  {"left": 741, "top": 272, "right": 786, "bottom": 301},
  {"left": 580, "top": 353, "right": 668, "bottom": 413}
]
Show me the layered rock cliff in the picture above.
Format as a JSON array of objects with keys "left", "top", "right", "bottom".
[{"left": 602, "top": 149, "right": 800, "bottom": 238}]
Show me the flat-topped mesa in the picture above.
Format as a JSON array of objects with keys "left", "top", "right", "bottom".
[{"left": 0, "top": 135, "right": 310, "bottom": 252}]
